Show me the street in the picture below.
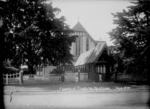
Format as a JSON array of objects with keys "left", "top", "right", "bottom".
[{"left": 4, "top": 89, "right": 149, "bottom": 109}]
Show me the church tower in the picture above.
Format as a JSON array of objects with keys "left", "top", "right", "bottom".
[{"left": 70, "top": 22, "right": 98, "bottom": 62}]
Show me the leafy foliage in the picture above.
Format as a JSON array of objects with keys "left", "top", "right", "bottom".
[
  {"left": 109, "top": 0, "right": 149, "bottom": 76},
  {"left": 51, "top": 66, "right": 64, "bottom": 75},
  {"left": 0, "top": 0, "right": 75, "bottom": 74}
]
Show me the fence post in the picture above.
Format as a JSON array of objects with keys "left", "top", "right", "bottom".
[
  {"left": 6, "top": 74, "right": 8, "bottom": 85},
  {"left": 19, "top": 69, "right": 23, "bottom": 85}
]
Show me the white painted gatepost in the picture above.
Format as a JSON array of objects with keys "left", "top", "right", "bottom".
[{"left": 3, "top": 66, "right": 24, "bottom": 85}]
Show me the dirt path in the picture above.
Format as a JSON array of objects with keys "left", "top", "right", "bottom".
[{"left": 4, "top": 90, "right": 149, "bottom": 109}]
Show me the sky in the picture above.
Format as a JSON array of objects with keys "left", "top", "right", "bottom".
[{"left": 51, "top": 0, "right": 133, "bottom": 45}]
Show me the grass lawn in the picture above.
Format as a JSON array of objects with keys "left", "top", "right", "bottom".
[{"left": 3, "top": 79, "right": 132, "bottom": 91}]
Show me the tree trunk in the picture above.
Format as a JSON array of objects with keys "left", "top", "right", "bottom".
[
  {"left": 114, "top": 71, "right": 117, "bottom": 82},
  {"left": 28, "top": 63, "right": 35, "bottom": 75}
]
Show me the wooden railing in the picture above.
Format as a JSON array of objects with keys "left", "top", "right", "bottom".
[{"left": 3, "top": 72, "right": 22, "bottom": 85}]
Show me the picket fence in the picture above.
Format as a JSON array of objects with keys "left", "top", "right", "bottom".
[{"left": 3, "top": 72, "right": 22, "bottom": 85}]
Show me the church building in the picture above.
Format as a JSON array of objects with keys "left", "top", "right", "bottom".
[
  {"left": 65, "top": 22, "right": 113, "bottom": 82},
  {"left": 36, "top": 22, "right": 113, "bottom": 82},
  {"left": 70, "top": 22, "right": 99, "bottom": 62}
]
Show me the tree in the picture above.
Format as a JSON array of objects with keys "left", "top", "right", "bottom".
[
  {"left": 0, "top": 0, "right": 75, "bottom": 74},
  {"left": 109, "top": 0, "right": 149, "bottom": 79},
  {"left": 109, "top": 0, "right": 150, "bottom": 80}
]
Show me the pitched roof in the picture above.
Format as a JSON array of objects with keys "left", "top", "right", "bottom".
[
  {"left": 74, "top": 41, "right": 107, "bottom": 66},
  {"left": 5, "top": 66, "right": 20, "bottom": 72},
  {"left": 72, "top": 22, "right": 87, "bottom": 32},
  {"left": 74, "top": 48, "right": 94, "bottom": 66},
  {"left": 72, "top": 22, "right": 96, "bottom": 43}
]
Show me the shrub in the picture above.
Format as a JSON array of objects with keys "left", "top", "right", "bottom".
[{"left": 51, "top": 66, "right": 64, "bottom": 75}]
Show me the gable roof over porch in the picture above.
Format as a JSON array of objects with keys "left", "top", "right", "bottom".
[{"left": 74, "top": 41, "right": 107, "bottom": 66}]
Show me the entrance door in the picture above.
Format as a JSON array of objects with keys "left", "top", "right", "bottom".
[{"left": 96, "top": 64, "right": 106, "bottom": 81}]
